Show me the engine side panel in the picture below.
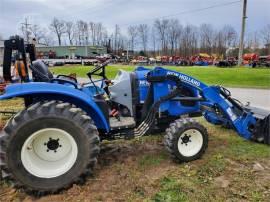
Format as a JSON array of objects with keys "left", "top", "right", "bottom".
[
  {"left": 135, "top": 66, "right": 204, "bottom": 117},
  {"left": 108, "top": 70, "right": 134, "bottom": 115}
]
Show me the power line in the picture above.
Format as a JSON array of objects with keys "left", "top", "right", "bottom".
[
  {"left": 21, "top": 18, "right": 32, "bottom": 43},
  {"left": 78, "top": 0, "right": 127, "bottom": 18},
  {"left": 57, "top": 0, "right": 123, "bottom": 20},
  {"left": 118, "top": 0, "right": 241, "bottom": 27},
  {"left": 59, "top": 1, "right": 114, "bottom": 18}
]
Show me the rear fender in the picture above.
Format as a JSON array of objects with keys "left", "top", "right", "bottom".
[{"left": 0, "top": 82, "right": 110, "bottom": 132}]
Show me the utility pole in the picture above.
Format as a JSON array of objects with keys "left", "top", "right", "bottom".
[
  {"left": 21, "top": 18, "right": 31, "bottom": 43},
  {"left": 238, "top": 0, "right": 247, "bottom": 66},
  {"left": 127, "top": 41, "right": 129, "bottom": 61}
]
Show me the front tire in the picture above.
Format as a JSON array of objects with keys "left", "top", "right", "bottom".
[
  {"left": 0, "top": 101, "right": 100, "bottom": 195},
  {"left": 164, "top": 118, "right": 208, "bottom": 162}
]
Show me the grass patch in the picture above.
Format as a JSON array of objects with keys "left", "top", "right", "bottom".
[
  {"left": 202, "top": 120, "right": 270, "bottom": 161},
  {"left": 50, "top": 65, "right": 134, "bottom": 79},
  {"left": 138, "top": 153, "right": 167, "bottom": 168},
  {"left": 152, "top": 177, "right": 188, "bottom": 202},
  {"left": 0, "top": 99, "right": 24, "bottom": 127},
  {"left": 0, "top": 98, "right": 24, "bottom": 111},
  {"left": 197, "top": 153, "right": 227, "bottom": 183},
  {"left": 225, "top": 135, "right": 270, "bottom": 161},
  {"left": 50, "top": 65, "right": 270, "bottom": 88},
  {"left": 250, "top": 191, "right": 264, "bottom": 201}
]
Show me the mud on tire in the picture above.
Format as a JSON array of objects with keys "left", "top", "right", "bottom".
[
  {"left": 164, "top": 118, "right": 208, "bottom": 162},
  {"left": 0, "top": 101, "right": 100, "bottom": 195}
]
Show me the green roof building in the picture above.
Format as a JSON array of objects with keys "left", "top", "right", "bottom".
[{"left": 36, "top": 45, "right": 107, "bottom": 59}]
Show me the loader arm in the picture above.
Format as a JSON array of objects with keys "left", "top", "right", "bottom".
[
  {"left": 167, "top": 69, "right": 270, "bottom": 144},
  {"left": 201, "top": 86, "right": 257, "bottom": 139},
  {"left": 145, "top": 67, "right": 269, "bottom": 143},
  {"left": 163, "top": 68, "right": 263, "bottom": 140}
]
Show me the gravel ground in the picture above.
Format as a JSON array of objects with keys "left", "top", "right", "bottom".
[{"left": 228, "top": 87, "right": 270, "bottom": 110}]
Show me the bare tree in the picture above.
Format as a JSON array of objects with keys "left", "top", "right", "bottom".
[
  {"left": 245, "top": 32, "right": 253, "bottom": 50},
  {"left": 100, "top": 25, "right": 108, "bottom": 46},
  {"left": 82, "top": 21, "right": 89, "bottom": 45},
  {"left": 209, "top": 25, "right": 238, "bottom": 57},
  {"left": 92, "top": 22, "right": 107, "bottom": 46},
  {"left": 112, "top": 24, "right": 121, "bottom": 54},
  {"left": 190, "top": 26, "right": 199, "bottom": 56},
  {"left": 29, "top": 24, "right": 45, "bottom": 43},
  {"left": 138, "top": 24, "right": 149, "bottom": 53},
  {"left": 31, "top": 16, "right": 270, "bottom": 57},
  {"left": 222, "top": 25, "right": 238, "bottom": 48},
  {"left": 65, "top": 21, "right": 74, "bottom": 45},
  {"left": 75, "top": 20, "right": 88, "bottom": 45},
  {"left": 154, "top": 19, "right": 169, "bottom": 55},
  {"left": 261, "top": 24, "right": 270, "bottom": 45},
  {"left": 168, "top": 19, "right": 182, "bottom": 55},
  {"left": 127, "top": 25, "right": 138, "bottom": 51},
  {"left": 50, "top": 17, "right": 66, "bottom": 45},
  {"left": 200, "top": 24, "right": 215, "bottom": 54},
  {"left": 89, "top": 22, "right": 97, "bottom": 46},
  {"left": 74, "top": 21, "right": 82, "bottom": 45},
  {"left": 95, "top": 23, "right": 103, "bottom": 46},
  {"left": 151, "top": 26, "right": 157, "bottom": 56},
  {"left": 245, "top": 31, "right": 260, "bottom": 52},
  {"left": 180, "top": 25, "right": 198, "bottom": 57},
  {"left": 38, "top": 28, "right": 54, "bottom": 46},
  {"left": 212, "top": 30, "right": 224, "bottom": 56}
]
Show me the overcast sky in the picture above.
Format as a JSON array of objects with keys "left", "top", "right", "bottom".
[{"left": 0, "top": 0, "right": 269, "bottom": 39}]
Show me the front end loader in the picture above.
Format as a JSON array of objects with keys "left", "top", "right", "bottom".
[{"left": 0, "top": 36, "right": 269, "bottom": 195}]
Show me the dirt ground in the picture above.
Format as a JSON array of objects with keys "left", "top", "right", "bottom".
[{"left": 0, "top": 100, "right": 270, "bottom": 201}]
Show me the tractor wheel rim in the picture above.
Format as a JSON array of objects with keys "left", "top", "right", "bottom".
[
  {"left": 177, "top": 129, "right": 203, "bottom": 157},
  {"left": 21, "top": 128, "right": 78, "bottom": 178}
]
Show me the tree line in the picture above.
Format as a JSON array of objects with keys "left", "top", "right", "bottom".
[{"left": 19, "top": 17, "right": 270, "bottom": 57}]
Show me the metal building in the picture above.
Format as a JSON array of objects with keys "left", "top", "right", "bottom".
[{"left": 36, "top": 45, "right": 107, "bottom": 59}]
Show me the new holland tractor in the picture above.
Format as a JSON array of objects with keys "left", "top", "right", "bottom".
[{"left": 0, "top": 36, "right": 269, "bottom": 195}]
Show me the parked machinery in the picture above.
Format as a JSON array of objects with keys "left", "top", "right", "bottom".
[{"left": 0, "top": 36, "right": 269, "bottom": 195}]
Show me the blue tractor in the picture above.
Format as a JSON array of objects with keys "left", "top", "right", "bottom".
[{"left": 0, "top": 36, "right": 269, "bottom": 195}]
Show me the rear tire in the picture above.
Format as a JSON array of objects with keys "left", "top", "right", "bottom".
[
  {"left": 164, "top": 118, "right": 208, "bottom": 162},
  {"left": 0, "top": 101, "right": 100, "bottom": 195}
]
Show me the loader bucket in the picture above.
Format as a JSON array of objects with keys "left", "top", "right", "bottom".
[
  {"left": 252, "top": 114, "right": 270, "bottom": 145},
  {"left": 245, "top": 106, "right": 270, "bottom": 144}
]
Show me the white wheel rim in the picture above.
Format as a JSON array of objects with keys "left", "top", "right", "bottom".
[
  {"left": 21, "top": 128, "right": 78, "bottom": 178},
  {"left": 177, "top": 129, "right": 203, "bottom": 157}
]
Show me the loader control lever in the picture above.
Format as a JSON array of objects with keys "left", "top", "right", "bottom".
[
  {"left": 219, "top": 86, "right": 243, "bottom": 112},
  {"left": 87, "top": 59, "right": 111, "bottom": 94},
  {"left": 87, "top": 59, "right": 111, "bottom": 80}
]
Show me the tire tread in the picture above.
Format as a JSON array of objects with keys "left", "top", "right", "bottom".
[
  {"left": 0, "top": 100, "right": 100, "bottom": 195},
  {"left": 164, "top": 118, "right": 208, "bottom": 162}
]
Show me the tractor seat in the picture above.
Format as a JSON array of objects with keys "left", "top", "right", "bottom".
[{"left": 30, "top": 60, "right": 53, "bottom": 82}]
